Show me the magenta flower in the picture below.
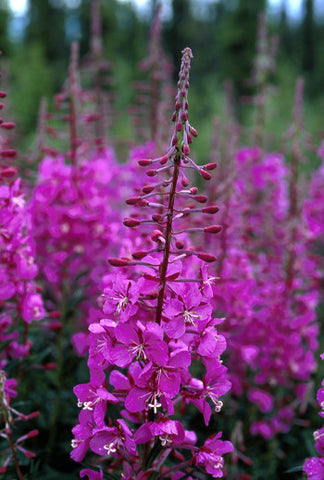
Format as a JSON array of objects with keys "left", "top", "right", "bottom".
[
  {"left": 102, "top": 274, "right": 141, "bottom": 322},
  {"left": 193, "top": 432, "right": 234, "bottom": 478},
  {"left": 303, "top": 458, "right": 324, "bottom": 480},
  {"left": 21, "top": 293, "right": 46, "bottom": 323},
  {"left": 134, "top": 417, "right": 185, "bottom": 446},
  {"left": 80, "top": 469, "right": 103, "bottom": 480},
  {"left": 89, "top": 419, "right": 136, "bottom": 456}
]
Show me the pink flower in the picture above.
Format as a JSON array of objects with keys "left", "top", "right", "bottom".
[{"left": 193, "top": 432, "right": 233, "bottom": 478}]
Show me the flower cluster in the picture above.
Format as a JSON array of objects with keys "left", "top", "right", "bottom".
[
  {"left": 199, "top": 77, "right": 321, "bottom": 449},
  {"left": 303, "top": 352, "right": 324, "bottom": 479},
  {"left": 0, "top": 59, "right": 44, "bottom": 476},
  {"left": 71, "top": 47, "right": 233, "bottom": 479}
]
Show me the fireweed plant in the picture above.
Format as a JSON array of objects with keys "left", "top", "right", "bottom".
[
  {"left": 0, "top": 55, "right": 45, "bottom": 478},
  {"left": 303, "top": 143, "right": 324, "bottom": 480},
  {"left": 30, "top": 41, "right": 125, "bottom": 338},
  {"left": 199, "top": 74, "right": 321, "bottom": 472},
  {"left": 71, "top": 48, "right": 233, "bottom": 479},
  {"left": 28, "top": 41, "right": 130, "bottom": 463}
]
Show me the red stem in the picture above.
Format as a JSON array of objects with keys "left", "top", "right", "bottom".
[
  {"left": 155, "top": 157, "right": 180, "bottom": 325},
  {"left": 7, "top": 430, "right": 24, "bottom": 480}
]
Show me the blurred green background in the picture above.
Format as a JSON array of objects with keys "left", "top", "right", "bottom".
[{"left": 0, "top": 0, "right": 323, "bottom": 158}]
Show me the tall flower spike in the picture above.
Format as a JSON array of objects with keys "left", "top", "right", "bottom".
[
  {"left": 75, "top": 47, "right": 232, "bottom": 479},
  {"left": 109, "top": 47, "right": 221, "bottom": 326}
]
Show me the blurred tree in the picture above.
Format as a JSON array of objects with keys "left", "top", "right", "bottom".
[
  {"left": 25, "top": 0, "right": 67, "bottom": 61},
  {"left": 302, "top": 0, "right": 315, "bottom": 74},
  {"left": 216, "top": 0, "right": 267, "bottom": 94},
  {"left": 0, "top": 0, "right": 11, "bottom": 54}
]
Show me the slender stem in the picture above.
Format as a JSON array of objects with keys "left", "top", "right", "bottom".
[
  {"left": 69, "top": 42, "right": 79, "bottom": 166},
  {"left": 155, "top": 156, "right": 180, "bottom": 325},
  {"left": 7, "top": 430, "right": 24, "bottom": 480},
  {"left": 285, "top": 147, "right": 299, "bottom": 291},
  {"left": 0, "top": 373, "right": 24, "bottom": 480}
]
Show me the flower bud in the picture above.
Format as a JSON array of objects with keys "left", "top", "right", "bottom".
[
  {"left": 123, "top": 217, "right": 141, "bottom": 227},
  {"left": 142, "top": 185, "right": 154, "bottom": 194},
  {"left": 181, "top": 175, "right": 189, "bottom": 187},
  {"left": 132, "top": 251, "right": 148, "bottom": 260},
  {"left": 160, "top": 155, "right": 169, "bottom": 165},
  {"left": 197, "top": 253, "right": 217, "bottom": 262},
  {"left": 194, "top": 195, "right": 208, "bottom": 203},
  {"left": 126, "top": 196, "right": 141, "bottom": 205},
  {"left": 200, "top": 170, "right": 212, "bottom": 180},
  {"left": 204, "top": 225, "right": 222, "bottom": 234},
  {"left": 138, "top": 159, "right": 152, "bottom": 166},
  {"left": 1, "top": 149, "right": 17, "bottom": 159},
  {"left": 202, "top": 206, "right": 219, "bottom": 214},
  {"left": 152, "top": 213, "right": 163, "bottom": 222},
  {"left": 1, "top": 167, "right": 17, "bottom": 177},
  {"left": 1, "top": 122, "right": 15, "bottom": 130},
  {"left": 108, "top": 258, "right": 129, "bottom": 267},
  {"left": 183, "top": 144, "right": 190, "bottom": 155},
  {"left": 204, "top": 162, "right": 217, "bottom": 170},
  {"left": 189, "top": 126, "right": 198, "bottom": 137},
  {"left": 152, "top": 229, "right": 164, "bottom": 241}
]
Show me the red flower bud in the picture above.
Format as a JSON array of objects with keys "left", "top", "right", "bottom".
[
  {"left": 183, "top": 144, "right": 190, "bottom": 155},
  {"left": 176, "top": 240, "right": 184, "bottom": 249},
  {"left": 132, "top": 251, "right": 148, "bottom": 260},
  {"left": 189, "top": 126, "right": 198, "bottom": 137},
  {"left": 204, "top": 162, "right": 217, "bottom": 170},
  {"left": 200, "top": 170, "right": 212, "bottom": 180},
  {"left": 181, "top": 175, "right": 189, "bottom": 187},
  {"left": 1, "top": 167, "right": 17, "bottom": 177},
  {"left": 108, "top": 258, "right": 129, "bottom": 267},
  {"left": 126, "top": 196, "right": 141, "bottom": 205},
  {"left": 1, "top": 149, "right": 17, "bottom": 159},
  {"left": 194, "top": 195, "right": 208, "bottom": 203},
  {"left": 24, "top": 451, "right": 36, "bottom": 459},
  {"left": 190, "top": 187, "right": 198, "bottom": 194},
  {"left": 197, "top": 253, "right": 217, "bottom": 262},
  {"left": 142, "top": 185, "right": 154, "bottom": 194},
  {"left": 202, "top": 206, "right": 219, "bottom": 214},
  {"left": 1, "top": 122, "right": 15, "bottom": 130},
  {"left": 43, "top": 363, "right": 57, "bottom": 370},
  {"left": 138, "top": 159, "right": 152, "bottom": 166},
  {"left": 204, "top": 225, "right": 222, "bottom": 234},
  {"left": 152, "top": 229, "right": 164, "bottom": 241},
  {"left": 152, "top": 213, "right": 163, "bottom": 222},
  {"left": 160, "top": 155, "right": 169, "bottom": 165},
  {"left": 146, "top": 169, "right": 157, "bottom": 177},
  {"left": 123, "top": 217, "right": 141, "bottom": 227},
  {"left": 0, "top": 91, "right": 7, "bottom": 98}
]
